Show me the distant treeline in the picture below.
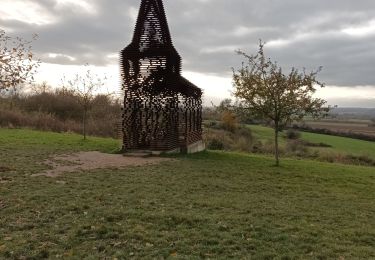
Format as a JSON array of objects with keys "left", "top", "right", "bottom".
[{"left": 329, "top": 107, "right": 375, "bottom": 120}]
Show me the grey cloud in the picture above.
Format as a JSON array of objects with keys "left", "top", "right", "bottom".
[{"left": 2, "top": 0, "right": 375, "bottom": 87}]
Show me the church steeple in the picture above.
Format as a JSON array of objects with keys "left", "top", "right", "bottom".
[
  {"left": 121, "top": 0, "right": 201, "bottom": 97},
  {"left": 132, "top": 0, "right": 173, "bottom": 50}
]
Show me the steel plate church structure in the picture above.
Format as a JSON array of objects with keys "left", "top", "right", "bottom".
[{"left": 120, "top": 0, "right": 204, "bottom": 153}]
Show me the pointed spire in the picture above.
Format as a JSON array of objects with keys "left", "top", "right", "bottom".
[{"left": 132, "top": 0, "right": 173, "bottom": 49}]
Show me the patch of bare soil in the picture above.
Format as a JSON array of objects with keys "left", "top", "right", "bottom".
[{"left": 33, "top": 151, "right": 172, "bottom": 177}]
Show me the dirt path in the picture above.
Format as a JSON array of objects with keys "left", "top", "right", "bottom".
[{"left": 33, "top": 151, "right": 172, "bottom": 177}]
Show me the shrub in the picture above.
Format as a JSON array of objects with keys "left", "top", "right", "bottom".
[
  {"left": 233, "top": 126, "right": 253, "bottom": 152},
  {"left": 303, "top": 141, "right": 332, "bottom": 148},
  {"left": 346, "top": 155, "right": 375, "bottom": 166},
  {"left": 317, "top": 152, "right": 375, "bottom": 167},
  {"left": 251, "top": 141, "right": 263, "bottom": 153},
  {"left": 236, "top": 126, "right": 253, "bottom": 140},
  {"left": 254, "top": 140, "right": 279, "bottom": 154},
  {"left": 203, "top": 125, "right": 253, "bottom": 152},
  {"left": 0, "top": 108, "right": 82, "bottom": 133},
  {"left": 221, "top": 111, "right": 238, "bottom": 132},
  {"left": 0, "top": 90, "right": 121, "bottom": 138},
  {"left": 203, "top": 120, "right": 221, "bottom": 130},
  {"left": 21, "top": 91, "right": 82, "bottom": 120},
  {"left": 207, "top": 138, "right": 225, "bottom": 150},
  {"left": 233, "top": 136, "right": 252, "bottom": 152},
  {"left": 285, "top": 129, "right": 301, "bottom": 140},
  {"left": 285, "top": 140, "right": 309, "bottom": 157}
]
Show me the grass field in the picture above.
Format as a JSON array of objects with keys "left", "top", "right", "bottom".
[
  {"left": 301, "top": 131, "right": 375, "bottom": 156},
  {"left": 304, "top": 119, "right": 375, "bottom": 137},
  {"left": 1, "top": 129, "right": 375, "bottom": 258},
  {"left": 249, "top": 124, "right": 375, "bottom": 159}
]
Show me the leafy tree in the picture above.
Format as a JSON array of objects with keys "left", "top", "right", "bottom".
[
  {"left": 221, "top": 110, "right": 238, "bottom": 132},
  {"left": 61, "top": 66, "right": 107, "bottom": 140},
  {"left": 0, "top": 30, "right": 40, "bottom": 92},
  {"left": 215, "top": 99, "right": 237, "bottom": 131},
  {"left": 217, "top": 98, "right": 258, "bottom": 125},
  {"left": 217, "top": 98, "right": 233, "bottom": 113},
  {"left": 232, "top": 41, "right": 329, "bottom": 166}
]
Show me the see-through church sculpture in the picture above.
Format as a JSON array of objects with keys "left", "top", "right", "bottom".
[{"left": 121, "top": 0, "right": 204, "bottom": 153}]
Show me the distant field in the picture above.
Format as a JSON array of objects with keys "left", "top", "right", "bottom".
[
  {"left": 303, "top": 119, "right": 375, "bottom": 137},
  {"left": 0, "top": 129, "right": 374, "bottom": 258},
  {"left": 249, "top": 124, "right": 375, "bottom": 159},
  {"left": 301, "top": 131, "right": 375, "bottom": 157}
]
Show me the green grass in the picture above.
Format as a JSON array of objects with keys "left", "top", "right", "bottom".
[
  {"left": 1, "top": 129, "right": 375, "bottom": 258},
  {"left": 248, "top": 124, "right": 279, "bottom": 143},
  {"left": 0, "top": 128, "right": 120, "bottom": 154},
  {"left": 248, "top": 124, "right": 375, "bottom": 158},
  {"left": 301, "top": 131, "right": 375, "bottom": 157}
]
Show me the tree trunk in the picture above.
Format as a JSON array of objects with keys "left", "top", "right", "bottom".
[
  {"left": 9, "top": 96, "right": 14, "bottom": 110},
  {"left": 83, "top": 109, "right": 87, "bottom": 140},
  {"left": 274, "top": 128, "right": 280, "bottom": 166}
]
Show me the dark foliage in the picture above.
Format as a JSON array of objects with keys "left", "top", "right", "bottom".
[
  {"left": 285, "top": 129, "right": 301, "bottom": 140},
  {"left": 207, "top": 139, "right": 224, "bottom": 150}
]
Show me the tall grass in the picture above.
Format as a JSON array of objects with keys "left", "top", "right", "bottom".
[{"left": 0, "top": 90, "right": 121, "bottom": 138}]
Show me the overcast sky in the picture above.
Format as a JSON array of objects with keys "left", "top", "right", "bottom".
[{"left": 1, "top": 0, "right": 375, "bottom": 107}]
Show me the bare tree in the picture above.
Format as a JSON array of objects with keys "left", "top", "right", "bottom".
[
  {"left": 232, "top": 41, "right": 329, "bottom": 166},
  {"left": 61, "top": 66, "right": 107, "bottom": 140},
  {"left": 29, "top": 81, "right": 51, "bottom": 95},
  {"left": 0, "top": 30, "right": 40, "bottom": 92}
]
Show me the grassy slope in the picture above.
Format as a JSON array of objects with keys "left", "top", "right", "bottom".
[
  {"left": 0, "top": 128, "right": 120, "bottom": 154},
  {"left": 249, "top": 124, "right": 375, "bottom": 158},
  {"left": 1, "top": 129, "right": 375, "bottom": 259},
  {"left": 250, "top": 124, "right": 280, "bottom": 143},
  {"left": 301, "top": 131, "right": 375, "bottom": 156}
]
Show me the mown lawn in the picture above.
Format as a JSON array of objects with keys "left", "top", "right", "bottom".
[{"left": 1, "top": 129, "right": 375, "bottom": 259}]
